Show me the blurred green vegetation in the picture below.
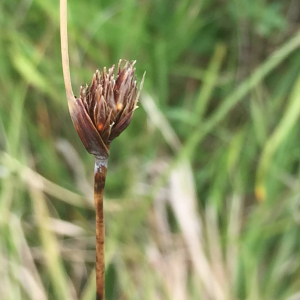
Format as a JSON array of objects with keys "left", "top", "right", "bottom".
[{"left": 1, "top": 0, "right": 300, "bottom": 299}]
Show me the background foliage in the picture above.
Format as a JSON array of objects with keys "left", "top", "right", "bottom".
[{"left": 1, "top": 0, "right": 300, "bottom": 299}]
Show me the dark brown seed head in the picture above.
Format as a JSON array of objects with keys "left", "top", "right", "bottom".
[{"left": 69, "top": 60, "right": 145, "bottom": 158}]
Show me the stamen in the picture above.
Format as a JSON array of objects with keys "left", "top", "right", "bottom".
[
  {"left": 97, "top": 123, "right": 104, "bottom": 131},
  {"left": 116, "top": 103, "right": 123, "bottom": 110}
]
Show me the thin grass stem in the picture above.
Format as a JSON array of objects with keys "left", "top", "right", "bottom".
[
  {"left": 60, "top": 0, "right": 74, "bottom": 103},
  {"left": 94, "top": 157, "right": 108, "bottom": 300}
]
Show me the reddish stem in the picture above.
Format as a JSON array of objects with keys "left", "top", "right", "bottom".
[{"left": 94, "top": 157, "right": 108, "bottom": 300}]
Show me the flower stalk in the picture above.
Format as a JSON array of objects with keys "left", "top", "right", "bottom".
[
  {"left": 60, "top": 0, "right": 144, "bottom": 298},
  {"left": 94, "top": 157, "right": 108, "bottom": 300}
]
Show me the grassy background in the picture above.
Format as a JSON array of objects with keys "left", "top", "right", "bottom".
[{"left": 1, "top": 0, "right": 300, "bottom": 299}]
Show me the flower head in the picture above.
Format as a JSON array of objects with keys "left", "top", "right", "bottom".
[{"left": 69, "top": 60, "right": 145, "bottom": 158}]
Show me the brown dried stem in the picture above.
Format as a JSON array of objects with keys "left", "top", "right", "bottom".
[{"left": 94, "top": 157, "right": 108, "bottom": 300}]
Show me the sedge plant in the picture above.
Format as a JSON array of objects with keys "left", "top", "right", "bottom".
[{"left": 60, "top": 0, "right": 145, "bottom": 299}]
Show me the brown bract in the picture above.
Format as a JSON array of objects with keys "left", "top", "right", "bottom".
[{"left": 69, "top": 60, "right": 145, "bottom": 158}]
